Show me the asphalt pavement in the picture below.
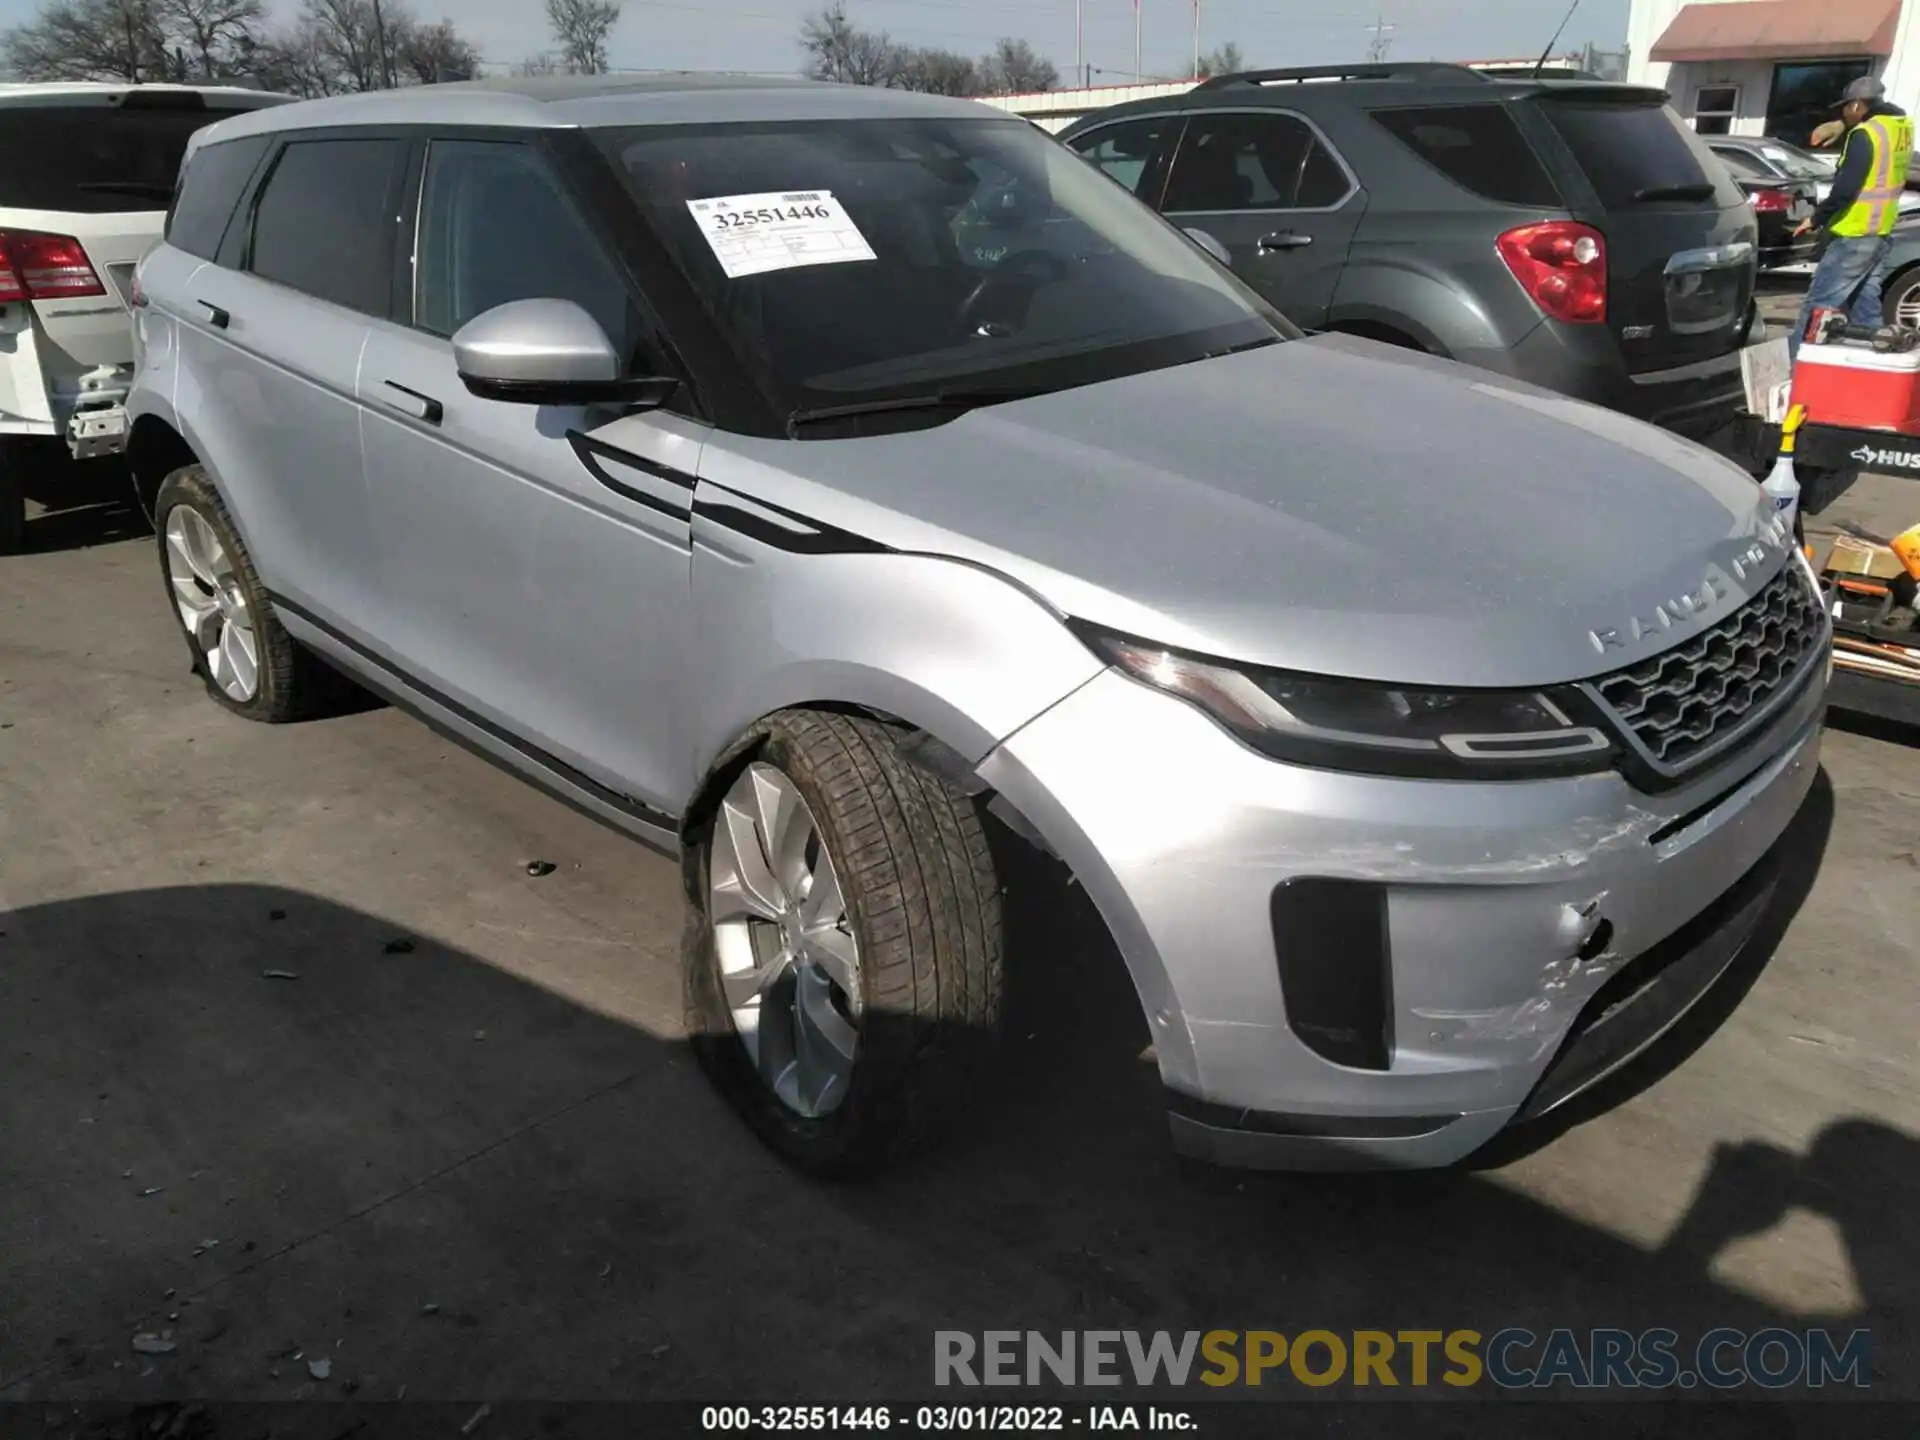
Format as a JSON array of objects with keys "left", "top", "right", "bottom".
[{"left": 0, "top": 455, "right": 1916, "bottom": 1408}]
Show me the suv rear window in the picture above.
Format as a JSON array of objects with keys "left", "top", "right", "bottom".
[
  {"left": 1537, "top": 98, "right": 1729, "bottom": 207},
  {"left": 1371, "top": 104, "right": 1560, "bottom": 206},
  {"left": 0, "top": 103, "right": 256, "bottom": 214}
]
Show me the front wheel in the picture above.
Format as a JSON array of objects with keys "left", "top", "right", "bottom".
[{"left": 684, "top": 710, "right": 1005, "bottom": 1175}]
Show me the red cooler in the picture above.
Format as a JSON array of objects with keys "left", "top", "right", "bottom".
[{"left": 1788, "top": 342, "right": 1920, "bottom": 431}]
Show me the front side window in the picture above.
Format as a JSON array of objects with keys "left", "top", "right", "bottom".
[
  {"left": 1160, "top": 112, "right": 1341, "bottom": 213},
  {"left": 599, "top": 117, "right": 1286, "bottom": 419},
  {"left": 414, "top": 139, "right": 648, "bottom": 368},
  {"left": 1064, "top": 116, "right": 1176, "bottom": 199},
  {"left": 248, "top": 138, "right": 405, "bottom": 315}
]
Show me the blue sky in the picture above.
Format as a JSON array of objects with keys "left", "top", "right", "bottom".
[{"left": 0, "top": 0, "right": 1633, "bottom": 81}]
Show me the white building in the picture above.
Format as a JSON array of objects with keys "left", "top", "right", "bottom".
[{"left": 1627, "top": 0, "right": 1918, "bottom": 145}]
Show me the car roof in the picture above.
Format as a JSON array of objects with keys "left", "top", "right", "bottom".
[
  {"left": 188, "top": 73, "right": 1007, "bottom": 153},
  {"left": 0, "top": 81, "right": 294, "bottom": 110},
  {"left": 1061, "top": 67, "right": 1664, "bottom": 133}
]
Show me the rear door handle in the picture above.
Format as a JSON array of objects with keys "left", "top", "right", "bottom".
[
  {"left": 376, "top": 381, "right": 443, "bottom": 426},
  {"left": 1257, "top": 231, "right": 1314, "bottom": 253},
  {"left": 197, "top": 300, "right": 229, "bottom": 328}
]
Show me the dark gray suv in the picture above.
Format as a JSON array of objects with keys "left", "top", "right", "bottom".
[{"left": 1059, "top": 63, "right": 1768, "bottom": 443}]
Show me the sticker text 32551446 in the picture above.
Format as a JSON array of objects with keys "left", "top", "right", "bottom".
[{"left": 686, "top": 190, "right": 878, "bottom": 279}]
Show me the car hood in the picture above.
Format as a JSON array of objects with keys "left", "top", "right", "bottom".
[{"left": 695, "top": 333, "right": 1795, "bottom": 689}]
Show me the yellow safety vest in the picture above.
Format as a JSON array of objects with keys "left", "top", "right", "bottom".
[{"left": 1831, "top": 113, "right": 1915, "bottom": 236}]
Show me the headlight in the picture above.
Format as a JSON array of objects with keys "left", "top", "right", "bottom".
[{"left": 1075, "top": 625, "right": 1616, "bottom": 779}]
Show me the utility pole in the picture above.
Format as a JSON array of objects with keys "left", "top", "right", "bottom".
[
  {"left": 1365, "top": 15, "right": 1395, "bottom": 63},
  {"left": 1135, "top": 0, "right": 1143, "bottom": 80},
  {"left": 1192, "top": 0, "right": 1201, "bottom": 77},
  {"left": 1075, "top": 0, "right": 1083, "bottom": 87},
  {"left": 371, "top": 0, "right": 396, "bottom": 88}
]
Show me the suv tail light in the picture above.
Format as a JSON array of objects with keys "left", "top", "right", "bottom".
[
  {"left": 1496, "top": 220, "right": 1606, "bottom": 325},
  {"left": 0, "top": 229, "right": 108, "bottom": 303},
  {"left": 1748, "top": 187, "right": 1792, "bottom": 213}
]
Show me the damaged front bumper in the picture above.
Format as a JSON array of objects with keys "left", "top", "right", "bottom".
[{"left": 976, "top": 663, "right": 1827, "bottom": 1170}]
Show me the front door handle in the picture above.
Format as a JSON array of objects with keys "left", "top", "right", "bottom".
[
  {"left": 376, "top": 381, "right": 443, "bottom": 426},
  {"left": 197, "top": 300, "right": 230, "bottom": 328},
  {"left": 1258, "top": 231, "right": 1314, "bottom": 252}
]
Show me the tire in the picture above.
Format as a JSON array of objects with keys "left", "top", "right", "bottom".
[
  {"left": 154, "top": 465, "right": 328, "bottom": 723},
  {"left": 0, "top": 458, "right": 23, "bottom": 556},
  {"left": 1884, "top": 264, "right": 1920, "bottom": 332},
  {"left": 684, "top": 709, "right": 1005, "bottom": 1176}
]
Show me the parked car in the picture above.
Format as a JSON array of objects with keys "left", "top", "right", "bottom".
[
  {"left": 0, "top": 82, "right": 293, "bottom": 552},
  {"left": 1057, "top": 63, "right": 1768, "bottom": 445},
  {"left": 1857, "top": 213, "right": 1920, "bottom": 330},
  {"left": 128, "top": 76, "right": 1828, "bottom": 1175},
  {"left": 1704, "top": 142, "right": 1820, "bottom": 268}
]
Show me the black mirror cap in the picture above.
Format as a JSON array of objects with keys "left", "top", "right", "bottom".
[{"left": 459, "top": 373, "right": 680, "bottom": 409}]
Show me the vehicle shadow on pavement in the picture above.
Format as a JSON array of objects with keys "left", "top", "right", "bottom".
[
  {"left": 18, "top": 456, "right": 152, "bottom": 555},
  {"left": 1, "top": 772, "right": 1910, "bottom": 1406}
]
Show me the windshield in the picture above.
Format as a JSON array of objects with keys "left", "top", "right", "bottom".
[{"left": 598, "top": 117, "right": 1287, "bottom": 417}]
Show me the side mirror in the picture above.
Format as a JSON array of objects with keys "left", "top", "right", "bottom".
[
  {"left": 452, "top": 298, "right": 678, "bottom": 408},
  {"left": 1184, "top": 227, "right": 1233, "bottom": 266}
]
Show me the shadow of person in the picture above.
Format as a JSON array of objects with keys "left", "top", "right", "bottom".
[{"left": 1654, "top": 1118, "right": 1919, "bottom": 1387}]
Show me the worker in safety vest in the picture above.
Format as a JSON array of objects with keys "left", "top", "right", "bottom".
[{"left": 1788, "top": 76, "right": 1914, "bottom": 360}]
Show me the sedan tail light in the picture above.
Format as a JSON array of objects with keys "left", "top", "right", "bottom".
[
  {"left": 1496, "top": 220, "right": 1607, "bottom": 325},
  {"left": 1748, "top": 187, "right": 1793, "bottom": 213},
  {"left": 0, "top": 229, "right": 108, "bottom": 302}
]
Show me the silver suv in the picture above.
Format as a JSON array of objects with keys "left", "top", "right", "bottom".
[{"left": 127, "top": 76, "right": 1830, "bottom": 1175}]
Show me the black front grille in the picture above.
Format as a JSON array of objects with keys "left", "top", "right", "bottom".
[{"left": 1590, "top": 564, "right": 1826, "bottom": 774}]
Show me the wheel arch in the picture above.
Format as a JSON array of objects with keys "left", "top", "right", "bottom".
[{"left": 127, "top": 413, "right": 200, "bottom": 523}]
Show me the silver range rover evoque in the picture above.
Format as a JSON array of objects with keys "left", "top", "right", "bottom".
[{"left": 125, "top": 74, "right": 1830, "bottom": 1174}]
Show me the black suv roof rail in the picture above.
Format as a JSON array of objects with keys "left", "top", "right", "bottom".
[{"left": 1191, "top": 62, "right": 1488, "bottom": 91}]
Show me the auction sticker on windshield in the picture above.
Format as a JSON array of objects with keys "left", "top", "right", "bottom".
[{"left": 686, "top": 190, "right": 878, "bottom": 279}]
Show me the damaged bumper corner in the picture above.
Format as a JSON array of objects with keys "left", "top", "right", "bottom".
[{"left": 975, "top": 664, "right": 1826, "bottom": 1171}]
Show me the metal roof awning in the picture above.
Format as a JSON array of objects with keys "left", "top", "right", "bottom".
[{"left": 1650, "top": 0, "right": 1902, "bottom": 62}]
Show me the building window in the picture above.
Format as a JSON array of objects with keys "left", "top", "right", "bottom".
[
  {"left": 1768, "top": 60, "right": 1873, "bottom": 149},
  {"left": 1693, "top": 85, "right": 1739, "bottom": 135}
]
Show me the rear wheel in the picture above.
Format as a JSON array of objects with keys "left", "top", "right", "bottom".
[
  {"left": 0, "top": 460, "right": 23, "bottom": 555},
  {"left": 155, "top": 465, "right": 327, "bottom": 722},
  {"left": 684, "top": 710, "right": 1005, "bottom": 1175}
]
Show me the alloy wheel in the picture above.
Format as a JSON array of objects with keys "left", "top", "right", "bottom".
[
  {"left": 164, "top": 505, "right": 258, "bottom": 703},
  {"left": 708, "top": 762, "right": 862, "bottom": 1118}
]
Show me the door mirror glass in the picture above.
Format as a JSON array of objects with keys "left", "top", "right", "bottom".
[
  {"left": 452, "top": 298, "right": 677, "bottom": 408},
  {"left": 1184, "top": 227, "right": 1232, "bottom": 265}
]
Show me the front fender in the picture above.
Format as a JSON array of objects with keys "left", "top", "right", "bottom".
[{"left": 686, "top": 535, "right": 1105, "bottom": 797}]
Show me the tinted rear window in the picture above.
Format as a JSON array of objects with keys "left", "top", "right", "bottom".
[
  {"left": 1371, "top": 103, "right": 1559, "bottom": 206},
  {"left": 0, "top": 103, "right": 256, "bottom": 214},
  {"left": 168, "top": 135, "right": 270, "bottom": 260},
  {"left": 248, "top": 138, "right": 405, "bottom": 315},
  {"left": 1538, "top": 99, "right": 1730, "bottom": 207}
]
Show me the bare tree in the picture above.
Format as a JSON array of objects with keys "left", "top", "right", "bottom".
[
  {"left": 546, "top": 0, "right": 619, "bottom": 76},
  {"left": 799, "top": 2, "right": 900, "bottom": 87},
  {"left": 396, "top": 16, "right": 478, "bottom": 83},
  {"left": 977, "top": 36, "right": 1057, "bottom": 94},
  {"left": 516, "top": 51, "right": 562, "bottom": 76},
  {"left": 247, "top": 21, "right": 341, "bottom": 94},
  {"left": 151, "top": 0, "right": 262, "bottom": 77},
  {"left": 1194, "top": 41, "right": 1245, "bottom": 79},
  {"left": 894, "top": 45, "right": 977, "bottom": 96},
  {"left": 2, "top": 0, "right": 169, "bottom": 82}
]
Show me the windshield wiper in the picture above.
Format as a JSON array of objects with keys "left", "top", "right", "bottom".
[
  {"left": 75, "top": 180, "right": 176, "bottom": 199},
  {"left": 785, "top": 387, "right": 1048, "bottom": 437},
  {"left": 1629, "top": 182, "right": 1717, "bottom": 203}
]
